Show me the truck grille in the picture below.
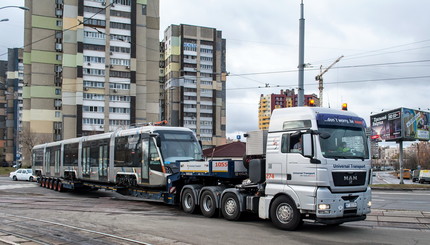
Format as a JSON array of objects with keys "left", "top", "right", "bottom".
[{"left": 332, "top": 172, "right": 366, "bottom": 186}]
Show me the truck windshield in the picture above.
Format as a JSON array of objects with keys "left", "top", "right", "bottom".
[
  {"left": 156, "top": 130, "right": 203, "bottom": 163},
  {"left": 319, "top": 126, "right": 369, "bottom": 160}
]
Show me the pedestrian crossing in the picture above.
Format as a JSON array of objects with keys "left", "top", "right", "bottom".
[{"left": 0, "top": 183, "right": 37, "bottom": 190}]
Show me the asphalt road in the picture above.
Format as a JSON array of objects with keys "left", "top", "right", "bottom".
[{"left": 1, "top": 176, "right": 430, "bottom": 245}]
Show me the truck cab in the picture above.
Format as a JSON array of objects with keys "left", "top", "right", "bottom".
[{"left": 248, "top": 107, "right": 372, "bottom": 230}]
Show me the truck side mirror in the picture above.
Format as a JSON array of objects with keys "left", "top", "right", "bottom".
[{"left": 302, "top": 133, "right": 313, "bottom": 158}]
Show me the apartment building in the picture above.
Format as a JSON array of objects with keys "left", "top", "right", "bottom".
[
  {"left": 258, "top": 89, "right": 319, "bottom": 130},
  {"left": 23, "top": 0, "right": 160, "bottom": 164},
  {"left": 162, "top": 24, "right": 227, "bottom": 149}
]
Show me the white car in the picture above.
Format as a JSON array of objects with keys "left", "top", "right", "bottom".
[{"left": 9, "top": 169, "right": 36, "bottom": 182}]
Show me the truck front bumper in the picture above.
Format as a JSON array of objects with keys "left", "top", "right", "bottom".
[{"left": 315, "top": 187, "right": 371, "bottom": 219}]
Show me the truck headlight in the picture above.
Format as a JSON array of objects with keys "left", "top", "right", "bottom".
[
  {"left": 367, "top": 201, "right": 372, "bottom": 207},
  {"left": 318, "top": 204, "right": 330, "bottom": 210}
]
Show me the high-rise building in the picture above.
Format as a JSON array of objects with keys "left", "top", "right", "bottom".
[
  {"left": 258, "top": 89, "right": 319, "bottom": 130},
  {"left": 0, "top": 60, "right": 7, "bottom": 166},
  {"left": 23, "top": 0, "right": 160, "bottom": 164},
  {"left": 162, "top": 24, "right": 227, "bottom": 149}
]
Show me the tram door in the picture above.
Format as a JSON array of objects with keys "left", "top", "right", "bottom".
[{"left": 141, "top": 134, "right": 150, "bottom": 184}]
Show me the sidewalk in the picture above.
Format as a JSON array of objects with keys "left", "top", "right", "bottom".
[{"left": 356, "top": 209, "right": 430, "bottom": 230}]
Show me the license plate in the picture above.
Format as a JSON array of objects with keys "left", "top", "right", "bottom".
[{"left": 345, "top": 202, "right": 357, "bottom": 209}]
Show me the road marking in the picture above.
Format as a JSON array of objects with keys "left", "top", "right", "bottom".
[{"left": 0, "top": 183, "right": 37, "bottom": 190}]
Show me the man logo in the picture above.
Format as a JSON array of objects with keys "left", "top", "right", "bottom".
[{"left": 344, "top": 175, "right": 358, "bottom": 184}]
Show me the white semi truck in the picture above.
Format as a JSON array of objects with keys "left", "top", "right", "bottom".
[
  {"left": 238, "top": 107, "right": 372, "bottom": 230},
  {"left": 34, "top": 107, "right": 371, "bottom": 231}
]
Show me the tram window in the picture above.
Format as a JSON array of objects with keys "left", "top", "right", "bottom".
[
  {"left": 149, "top": 139, "right": 162, "bottom": 172},
  {"left": 64, "top": 143, "right": 79, "bottom": 166},
  {"left": 114, "top": 134, "right": 142, "bottom": 167},
  {"left": 32, "top": 149, "right": 44, "bottom": 166}
]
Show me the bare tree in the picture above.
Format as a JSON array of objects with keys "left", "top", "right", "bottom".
[{"left": 21, "top": 127, "right": 52, "bottom": 167}]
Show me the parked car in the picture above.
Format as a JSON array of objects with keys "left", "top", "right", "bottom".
[
  {"left": 412, "top": 170, "right": 421, "bottom": 182},
  {"left": 418, "top": 170, "right": 430, "bottom": 184},
  {"left": 9, "top": 169, "right": 36, "bottom": 182}
]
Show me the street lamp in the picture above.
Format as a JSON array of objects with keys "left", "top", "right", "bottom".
[{"left": 0, "top": 6, "right": 30, "bottom": 11}]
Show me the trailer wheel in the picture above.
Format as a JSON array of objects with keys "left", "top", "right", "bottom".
[
  {"left": 57, "top": 181, "right": 63, "bottom": 192},
  {"left": 221, "top": 193, "right": 241, "bottom": 221},
  {"left": 53, "top": 180, "right": 58, "bottom": 191},
  {"left": 270, "top": 195, "right": 301, "bottom": 231},
  {"left": 181, "top": 189, "right": 197, "bottom": 214},
  {"left": 200, "top": 191, "right": 217, "bottom": 218}
]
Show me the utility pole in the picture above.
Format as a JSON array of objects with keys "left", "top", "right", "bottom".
[
  {"left": 297, "top": 0, "right": 305, "bottom": 106},
  {"left": 315, "top": 55, "right": 343, "bottom": 107}
]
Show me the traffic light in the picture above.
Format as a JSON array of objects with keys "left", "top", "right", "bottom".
[
  {"left": 342, "top": 103, "right": 348, "bottom": 111},
  {"left": 309, "top": 99, "right": 315, "bottom": 107}
]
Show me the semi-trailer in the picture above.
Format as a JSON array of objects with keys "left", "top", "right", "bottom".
[{"left": 33, "top": 107, "right": 371, "bottom": 230}]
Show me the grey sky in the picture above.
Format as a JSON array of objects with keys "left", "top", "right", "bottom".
[{"left": 1, "top": 0, "right": 429, "bottom": 144}]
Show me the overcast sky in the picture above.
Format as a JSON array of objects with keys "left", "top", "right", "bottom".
[{"left": 1, "top": 0, "right": 429, "bottom": 145}]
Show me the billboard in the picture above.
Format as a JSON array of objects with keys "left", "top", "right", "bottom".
[{"left": 370, "top": 108, "right": 429, "bottom": 141}]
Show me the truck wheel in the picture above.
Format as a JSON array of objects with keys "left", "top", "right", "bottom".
[
  {"left": 221, "top": 193, "right": 241, "bottom": 221},
  {"left": 419, "top": 179, "right": 424, "bottom": 184},
  {"left": 200, "top": 191, "right": 217, "bottom": 218},
  {"left": 181, "top": 189, "right": 197, "bottom": 214},
  {"left": 270, "top": 195, "right": 301, "bottom": 231}
]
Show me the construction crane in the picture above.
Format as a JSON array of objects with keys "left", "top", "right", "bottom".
[{"left": 315, "top": 55, "right": 344, "bottom": 107}]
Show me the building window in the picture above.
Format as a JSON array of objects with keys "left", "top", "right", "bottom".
[
  {"left": 84, "top": 31, "right": 106, "bottom": 40},
  {"left": 55, "top": 111, "right": 61, "bottom": 117},
  {"left": 142, "top": 5, "right": 147, "bottom": 15},
  {"left": 110, "top": 58, "right": 130, "bottom": 66},
  {"left": 84, "top": 80, "right": 104, "bottom": 88},
  {"left": 83, "top": 68, "right": 105, "bottom": 76},
  {"left": 83, "top": 106, "right": 104, "bottom": 112},
  {"left": 83, "top": 44, "right": 105, "bottom": 51},
  {"left": 110, "top": 46, "right": 130, "bottom": 53},
  {"left": 56, "top": 20, "right": 62, "bottom": 27},
  {"left": 83, "top": 118, "right": 104, "bottom": 125},
  {"left": 56, "top": 54, "right": 62, "bottom": 61},
  {"left": 110, "top": 22, "right": 131, "bottom": 30},
  {"left": 84, "top": 56, "right": 106, "bottom": 64},
  {"left": 83, "top": 93, "right": 104, "bottom": 101},
  {"left": 110, "top": 95, "right": 130, "bottom": 102},
  {"left": 55, "top": 88, "right": 61, "bottom": 95},
  {"left": 109, "top": 83, "right": 130, "bottom": 90},
  {"left": 109, "top": 107, "right": 130, "bottom": 114},
  {"left": 110, "top": 34, "right": 131, "bottom": 42},
  {"left": 110, "top": 10, "right": 130, "bottom": 18}
]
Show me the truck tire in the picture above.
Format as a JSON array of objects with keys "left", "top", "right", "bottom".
[
  {"left": 270, "top": 195, "right": 302, "bottom": 231},
  {"left": 181, "top": 188, "right": 197, "bottom": 214},
  {"left": 200, "top": 191, "right": 217, "bottom": 218},
  {"left": 221, "top": 193, "right": 241, "bottom": 221}
]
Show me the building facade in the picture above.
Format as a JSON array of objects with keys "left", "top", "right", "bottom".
[
  {"left": 23, "top": 0, "right": 160, "bottom": 164},
  {"left": 162, "top": 24, "right": 227, "bottom": 149},
  {"left": 258, "top": 89, "right": 319, "bottom": 130}
]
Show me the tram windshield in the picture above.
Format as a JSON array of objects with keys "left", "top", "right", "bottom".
[{"left": 156, "top": 130, "right": 204, "bottom": 163}]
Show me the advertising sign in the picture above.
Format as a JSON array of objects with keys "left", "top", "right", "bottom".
[
  {"left": 370, "top": 108, "right": 429, "bottom": 141},
  {"left": 402, "top": 108, "right": 429, "bottom": 140}
]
